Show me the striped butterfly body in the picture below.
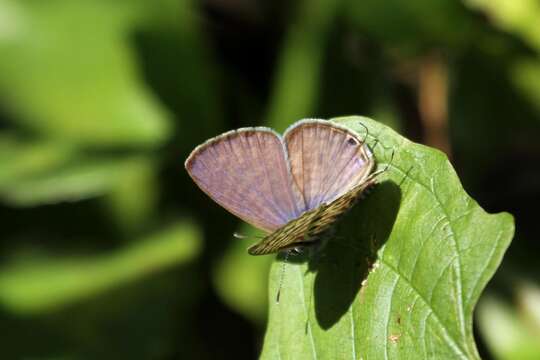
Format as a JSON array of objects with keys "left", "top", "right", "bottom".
[{"left": 185, "top": 119, "right": 376, "bottom": 256}]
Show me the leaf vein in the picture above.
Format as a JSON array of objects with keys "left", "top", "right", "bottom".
[
  {"left": 350, "top": 302, "right": 357, "bottom": 360},
  {"left": 379, "top": 259, "right": 468, "bottom": 359},
  {"left": 384, "top": 276, "right": 399, "bottom": 360},
  {"left": 465, "top": 229, "right": 503, "bottom": 306},
  {"left": 409, "top": 215, "right": 448, "bottom": 284}
]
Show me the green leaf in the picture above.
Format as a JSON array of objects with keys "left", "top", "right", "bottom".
[
  {"left": 345, "top": 0, "right": 476, "bottom": 52},
  {"left": 463, "top": 0, "right": 540, "bottom": 116},
  {"left": 0, "top": 145, "right": 145, "bottom": 207},
  {"left": 0, "top": 133, "right": 164, "bottom": 207},
  {"left": 0, "top": 135, "right": 76, "bottom": 185},
  {"left": 0, "top": 0, "right": 171, "bottom": 146},
  {"left": 511, "top": 59, "right": 540, "bottom": 116},
  {"left": 477, "top": 283, "right": 540, "bottom": 360},
  {"left": 0, "top": 221, "right": 201, "bottom": 314},
  {"left": 464, "top": 0, "right": 540, "bottom": 52},
  {"left": 104, "top": 157, "right": 160, "bottom": 233},
  {"left": 260, "top": 116, "right": 514, "bottom": 359}
]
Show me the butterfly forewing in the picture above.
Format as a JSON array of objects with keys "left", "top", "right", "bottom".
[
  {"left": 284, "top": 120, "right": 374, "bottom": 211},
  {"left": 185, "top": 128, "right": 305, "bottom": 233}
]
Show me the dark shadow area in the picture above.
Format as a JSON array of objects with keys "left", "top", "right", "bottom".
[{"left": 311, "top": 180, "right": 402, "bottom": 329}]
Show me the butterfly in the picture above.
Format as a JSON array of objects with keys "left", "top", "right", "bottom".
[{"left": 185, "top": 119, "right": 379, "bottom": 256}]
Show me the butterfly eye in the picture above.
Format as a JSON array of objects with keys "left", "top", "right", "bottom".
[{"left": 347, "top": 137, "right": 358, "bottom": 146}]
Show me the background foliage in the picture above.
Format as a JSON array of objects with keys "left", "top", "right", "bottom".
[{"left": 0, "top": 0, "right": 537, "bottom": 359}]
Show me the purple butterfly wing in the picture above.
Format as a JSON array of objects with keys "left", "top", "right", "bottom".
[
  {"left": 284, "top": 119, "right": 374, "bottom": 211},
  {"left": 185, "top": 128, "right": 305, "bottom": 233}
]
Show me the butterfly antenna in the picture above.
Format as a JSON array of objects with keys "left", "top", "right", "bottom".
[
  {"left": 356, "top": 121, "right": 370, "bottom": 144},
  {"left": 382, "top": 147, "right": 395, "bottom": 173},
  {"left": 366, "top": 146, "right": 395, "bottom": 181},
  {"left": 276, "top": 250, "right": 291, "bottom": 304},
  {"left": 398, "top": 165, "right": 414, "bottom": 186},
  {"left": 372, "top": 137, "right": 380, "bottom": 151}
]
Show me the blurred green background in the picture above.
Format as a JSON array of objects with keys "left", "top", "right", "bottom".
[{"left": 0, "top": 0, "right": 538, "bottom": 359}]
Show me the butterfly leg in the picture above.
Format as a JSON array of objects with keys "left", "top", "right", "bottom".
[{"left": 275, "top": 249, "right": 294, "bottom": 303}]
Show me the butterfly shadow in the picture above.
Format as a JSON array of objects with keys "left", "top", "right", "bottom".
[{"left": 306, "top": 180, "right": 402, "bottom": 330}]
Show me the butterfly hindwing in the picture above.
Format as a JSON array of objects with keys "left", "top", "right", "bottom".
[
  {"left": 185, "top": 128, "right": 305, "bottom": 233},
  {"left": 247, "top": 178, "right": 376, "bottom": 255},
  {"left": 247, "top": 205, "right": 327, "bottom": 255}
]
